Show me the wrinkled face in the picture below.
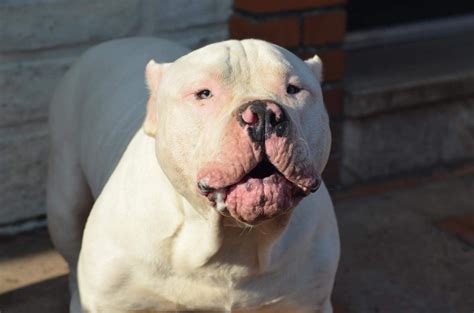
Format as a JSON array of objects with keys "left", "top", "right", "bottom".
[{"left": 147, "top": 39, "right": 331, "bottom": 225}]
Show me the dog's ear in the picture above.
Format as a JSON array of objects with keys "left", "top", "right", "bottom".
[
  {"left": 144, "top": 59, "right": 169, "bottom": 137},
  {"left": 304, "top": 55, "right": 323, "bottom": 83}
]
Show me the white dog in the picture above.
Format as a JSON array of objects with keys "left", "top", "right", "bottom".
[{"left": 47, "top": 37, "right": 339, "bottom": 313}]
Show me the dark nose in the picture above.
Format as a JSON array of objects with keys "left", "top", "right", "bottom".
[{"left": 238, "top": 100, "right": 289, "bottom": 143}]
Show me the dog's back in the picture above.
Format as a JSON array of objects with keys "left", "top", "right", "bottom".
[{"left": 49, "top": 38, "right": 189, "bottom": 196}]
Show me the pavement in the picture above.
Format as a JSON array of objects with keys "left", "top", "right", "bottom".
[{"left": 0, "top": 174, "right": 473, "bottom": 313}]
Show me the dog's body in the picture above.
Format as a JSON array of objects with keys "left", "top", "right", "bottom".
[{"left": 47, "top": 38, "right": 339, "bottom": 313}]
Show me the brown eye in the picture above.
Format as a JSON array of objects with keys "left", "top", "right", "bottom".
[
  {"left": 196, "top": 89, "right": 212, "bottom": 99},
  {"left": 287, "top": 84, "right": 301, "bottom": 95}
]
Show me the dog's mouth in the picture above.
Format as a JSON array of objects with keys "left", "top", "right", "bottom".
[
  {"left": 198, "top": 158, "right": 320, "bottom": 225},
  {"left": 247, "top": 158, "right": 277, "bottom": 179}
]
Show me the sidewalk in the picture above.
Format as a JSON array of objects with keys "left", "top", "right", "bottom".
[
  {"left": 332, "top": 174, "right": 473, "bottom": 313},
  {"left": 1, "top": 174, "right": 473, "bottom": 313}
]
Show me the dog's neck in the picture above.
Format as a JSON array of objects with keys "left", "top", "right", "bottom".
[
  {"left": 218, "top": 214, "right": 291, "bottom": 272},
  {"left": 170, "top": 191, "right": 291, "bottom": 275}
]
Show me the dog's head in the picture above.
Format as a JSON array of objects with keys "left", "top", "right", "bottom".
[{"left": 144, "top": 39, "right": 330, "bottom": 225}]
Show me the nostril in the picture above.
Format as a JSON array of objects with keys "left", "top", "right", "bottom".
[
  {"left": 265, "top": 102, "right": 289, "bottom": 138},
  {"left": 268, "top": 110, "right": 278, "bottom": 127},
  {"left": 241, "top": 107, "right": 259, "bottom": 125},
  {"left": 266, "top": 102, "right": 283, "bottom": 124}
]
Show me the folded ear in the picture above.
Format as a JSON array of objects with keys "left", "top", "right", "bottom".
[
  {"left": 305, "top": 55, "right": 323, "bottom": 83},
  {"left": 144, "top": 59, "right": 169, "bottom": 137}
]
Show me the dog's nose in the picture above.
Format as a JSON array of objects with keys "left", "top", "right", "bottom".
[{"left": 238, "top": 100, "right": 289, "bottom": 143}]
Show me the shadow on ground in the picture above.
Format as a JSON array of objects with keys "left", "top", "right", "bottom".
[{"left": 0, "top": 276, "right": 69, "bottom": 313}]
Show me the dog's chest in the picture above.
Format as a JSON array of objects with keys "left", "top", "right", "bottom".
[{"left": 120, "top": 263, "right": 312, "bottom": 312}]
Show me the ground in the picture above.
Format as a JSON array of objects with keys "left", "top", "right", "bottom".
[{"left": 0, "top": 174, "right": 473, "bottom": 313}]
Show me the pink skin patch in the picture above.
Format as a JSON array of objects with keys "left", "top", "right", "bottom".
[
  {"left": 225, "top": 173, "right": 299, "bottom": 224},
  {"left": 197, "top": 105, "right": 320, "bottom": 225}
]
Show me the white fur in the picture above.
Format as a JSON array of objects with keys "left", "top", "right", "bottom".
[{"left": 47, "top": 37, "right": 339, "bottom": 313}]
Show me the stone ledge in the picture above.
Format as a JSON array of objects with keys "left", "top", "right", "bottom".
[
  {"left": 341, "top": 98, "right": 474, "bottom": 184},
  {"left": 345, "top": 72, "right": 474, "bottom": 118},
  {"left": 340, "top": 30, "right": 474, "bottom": 185},
  {"left": 344, "top": 31, "right": 474, "bottom": 117}
]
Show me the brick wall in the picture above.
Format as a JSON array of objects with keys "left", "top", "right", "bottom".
[
  {"left": 229, "top": 0, "right": 347, "bottom": 187},
  {"left": 0, "top": 0, "right": 231, "bottom": 226}
]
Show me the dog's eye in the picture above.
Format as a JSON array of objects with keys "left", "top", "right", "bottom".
[
  {"left": 196, "top": 89, "right": 212, "bottom": 100},
  {"left": 286, "top": 84, "right": 301, "bottom": 95}
]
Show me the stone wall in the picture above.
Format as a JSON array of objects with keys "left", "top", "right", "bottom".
[{"left": 0, "top": 0, "right": 231, "bottom": 226}]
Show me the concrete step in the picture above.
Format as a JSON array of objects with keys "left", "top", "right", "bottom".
[{"left": 341, "top": 32, "right": 474, "bottom": 184}]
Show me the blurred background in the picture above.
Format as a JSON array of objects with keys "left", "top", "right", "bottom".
[{"left": 0, "top": 0, "right": 473, "bottom": 312}]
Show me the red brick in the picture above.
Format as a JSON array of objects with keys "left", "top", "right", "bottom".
[
  {"left": 229, "top": 15, "right": 300, "bottom": 48},
  {"left": 437, "top": 215, "right": 474, "bottom": 246},
  {"left": 304, "top": 11, "right": 347, "bottom": 45},
  {"left": 323, "top": 87, "right": 344, "bottom": 117},
  {"left": 235, "top": 0, "right": 346, "bottom": 13},
  {"left": 319, "top": 50, "right": 345, "bottom": 82},
  {"left": 297, "top": 50, "right": 345, "bottom": 82},
  {"left": 296, "top": 51, "right": 317, "bottom": 61}
]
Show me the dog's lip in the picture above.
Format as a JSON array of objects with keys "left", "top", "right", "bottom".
[
  {"left": 198, "top": 159, "right": 288, "bottom": 195},
  {"left": 216, "top": 172, "right": 312, "bottom": 224},
  {"left": 197, "top": 160, "right": 321, "bottom": 197},
  {"left": 197, "top": 159, "right": 321, "bottom": 220}
]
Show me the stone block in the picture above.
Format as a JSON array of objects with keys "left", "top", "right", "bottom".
[
  {"left": 344, "top": 32, "right": 474, "bottom": 118},
  {"left": 345, "top": 73, "right": 474, "bottom": 118},
  {"left": 140, "top": 0, "right": 231, "bottom": 33},
  {"left": 341, "top": 98, "right": 474, "bottom": 184},
  {"left": 0, "top": 122, "right": 48, "bottom": 225},
  {"left": 0, "top": 57, "right": 74, "bottom": 127},
  {"left": 0, "top": 0, "right": 140, "bottom": 52},
  {"left": 154, "top": 23, "right": 229, "bottom": 49}
]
